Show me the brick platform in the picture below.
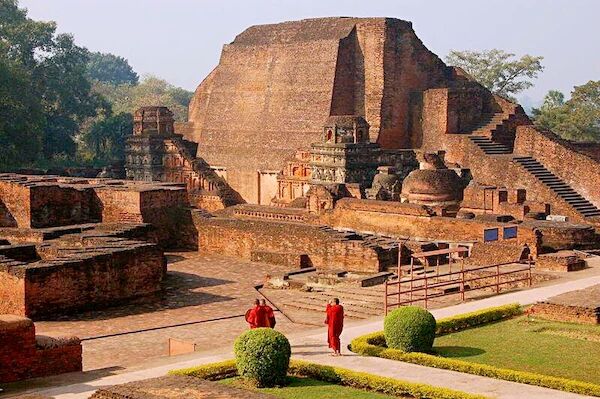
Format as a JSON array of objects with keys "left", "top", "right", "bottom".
[
  {"left": 529, "top": 284, "right": 600, "bottom": 324},
  {"left": 0, "top": 314, "right": 81, "bottom": 383}
]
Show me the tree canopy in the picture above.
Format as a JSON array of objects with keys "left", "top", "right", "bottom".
[
  {"left": 532, "top": 80, "right": 600, "bottom": 142},
  {"left": 79, "top": 76, "right": 193, "bottom": 163},
  {"left": 446, "top": 49, "right": 544, "bottom": 101},
  {"left": 87, "top": 51, "right": 139, "bottom": 85},
  {"left": 0, "top": 0, "right": 102, "bottom": 165},
  {"left": 0, "top": 0, "right": 194, "bottom": 168}
]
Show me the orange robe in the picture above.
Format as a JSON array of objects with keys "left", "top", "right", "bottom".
[
  {"left": 325, "top": 304, "right": 344, "bottom": 351},
  {"left": 246, "top": 305, "right": 270, "bottom": 328},
  {"left": 264, "top": 305, "right": 276, "bottom": 328}
]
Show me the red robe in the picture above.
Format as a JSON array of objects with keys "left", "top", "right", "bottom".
[
  {"left": 264, "top": 305, "right": 276, "bottom": 328},
  {"left": 325, "top": 304, "right": 344, "bottom": 351},
  {"left": 246, "top": 305, "right": 270, "bottom": 328}
]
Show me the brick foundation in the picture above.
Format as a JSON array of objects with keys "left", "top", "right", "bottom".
[{"left": 0, "top": 314, "right": 81, "bottom": 383}]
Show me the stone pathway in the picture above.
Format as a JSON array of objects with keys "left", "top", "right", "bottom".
[{"left": 6, "top": 266, "right": 600, "bottom": 399}]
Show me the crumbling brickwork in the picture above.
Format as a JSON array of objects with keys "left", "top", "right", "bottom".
[
  {"left": 194, "top": 211, "right": 395, "bottom": 273},
  {"left": 0, "top": 315, "right": 81, "bottom": 383}
]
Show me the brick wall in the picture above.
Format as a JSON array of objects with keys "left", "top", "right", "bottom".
[
  {"left": 22, "top": 244, "right": 165, "bottom": 319},
  {"left": 195, "top": 216, "right": 387, "bottom": 273},
  {"left": 321, "top": 198, "right": 537, "bottom": 245},
  {"left": 0, "top": 180, "right": 30, "bottom": 227},
  {"left": 514, "top": 125, "right": 600, "bottom": 208},
  {"left": 0, "top": 315, "right": 81, "bottom": 383}
]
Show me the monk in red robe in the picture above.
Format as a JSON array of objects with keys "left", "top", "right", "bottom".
[
  {"left": 325, "top": 298, "right": 344, "bottom": 356},
  {"left": 245, "top": 299, "right": 271, "bottom": 329},
  {"left": 260, "top": 299, "right": 276, "bottom": 328}
]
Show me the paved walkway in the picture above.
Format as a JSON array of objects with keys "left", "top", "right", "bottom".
[{"left": 8, "top": 272, "right": 600, "bottom": 399}]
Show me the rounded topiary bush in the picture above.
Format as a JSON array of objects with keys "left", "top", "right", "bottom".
[
  {"left": 233, "top": 328, "right": 291, "bottom": 387},
  {"left": 384, "top": 306, "right": 436, "bottom": 352}
]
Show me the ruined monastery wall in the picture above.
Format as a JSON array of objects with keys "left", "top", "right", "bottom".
[
  {"left": 514, "top": 125, "right": 600, "bottom": 208},
  {"left": 196, "top": 216, "right": 388, "bottom": 272}
]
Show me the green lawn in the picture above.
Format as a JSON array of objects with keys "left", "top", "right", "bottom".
[
  {"left": 434, "top": 315, "right": 600, "bottom": 384},
  {"left": 221, "top": 376, "right": 398, "bottom": 399}
]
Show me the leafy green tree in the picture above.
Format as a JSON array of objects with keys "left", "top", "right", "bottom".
[
  {"left": 0, "top": 0, "right": 102, "bottom": 166},
  {"left": 93, "top": 75, "right": 193, "bottom": 121},
  {"left": 87, "top": 51, "right": 139, "bottom": 85},
  {"left": 446, "top": 49, "right": 544, "bottom": 101},
  {"left": 79, "top": 76, "right": 192, "bottom": 162},
  {"left": 79, "top": 112, "right": 133, "bottom": 162},
  {"left": 533, "top": 81, "right": 600, "bottom": 142}
]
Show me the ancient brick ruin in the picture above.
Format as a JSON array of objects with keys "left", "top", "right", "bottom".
[
  {"left": 0, "top": 315, "right": 81, "bottom": 383},
  {"left": 3, "top": 16, "right": 600, "bottom": 384}
]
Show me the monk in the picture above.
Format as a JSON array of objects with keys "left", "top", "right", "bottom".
[
  {"left": 260, "top": 299, "right": 276, "bottom": 328},
  {"left": 245, "top": 299, "right": 271, "bottom": 329},
  {"left": 325, "top": 298, "right": 344, "bottom": 356}
]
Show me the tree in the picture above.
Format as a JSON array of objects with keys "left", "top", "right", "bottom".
[
  {"left": 532, "top": 81, "right": 600, "bottom": 142},
  {"left": 78, "top": 75, "right": 193, "bottom": 163},
  {"left": 79, "top": 112, "right": 133, "bottom": 162},
  {"left": 446, "top": 49, "right": 544, "bottom": 100},
  {"left": 0, "top": 0, "right": 102, "bottom": 165},
  {"left": 92, "top": 75, "right": 193, "bottom": 121},
  {"left": 87, "top": 51, "right": 139, "bottom": 85}
]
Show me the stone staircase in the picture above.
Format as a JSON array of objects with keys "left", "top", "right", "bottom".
[
  {"left": 468, "top": 135, "right": 513, "bottom": 155},
  {"left": 513, "top": 156, "right": 600, "bottom": 218},
  {"left": 281, "top": 284, "right": 385, "bottom": 319},
  {"left": 470, "top": 112, "right": 510, "bottom": 136},
  {"left": 168, "top": 136, "right": 241, "bottom": 206}
]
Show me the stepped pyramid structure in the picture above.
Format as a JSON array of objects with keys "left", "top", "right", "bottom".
[{"left": 126, "top": 16, "right": 598, "bottom": 222}]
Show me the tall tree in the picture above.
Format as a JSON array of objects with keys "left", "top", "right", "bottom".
[
  {"left": 0, "top": 0, "right": 102, "bottom": 165},
  {"left": 446, "top": 49, "right": 544, "bottom": 101},
  {"left": 533, "top": 81, "right": 600, "bottom": 142},
  {"left": 92, "top": 75, "right": 193, "bottom": 121},
  {"left": 87, "top": 51, "right": 139, "bottom": 85}
]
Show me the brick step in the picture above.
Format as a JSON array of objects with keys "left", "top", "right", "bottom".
[
  {"left": 325, "top": 285, "right": 386, "bottom": 297},
  {"left": 513, "top": 156, "right": 600, "bottom": 218},
  {"left": 304, "top": 292, "right": 383, "bottom": 312},
  {"left": 313, "top": 288, "right": 385, "bottom": 303},
  {"left": 282, "top": 299, "right": 379, "bottom": 319}
]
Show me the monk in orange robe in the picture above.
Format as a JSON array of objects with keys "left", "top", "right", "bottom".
[
  {"left": 260, "top": 299, "right": 276, "bottom": 328},
  {"left": 325, "top": 298, "right": 344, "bottom": 355},
  {"left": 245, "top": 299, "right": 271, "bottom": 329}
]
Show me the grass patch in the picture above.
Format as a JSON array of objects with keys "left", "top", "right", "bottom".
[
  {"left": 221, "top": 376, "right": 398, "bottom": 399},
  {"left": 170, "top": 359, "right": 486, "bottom": 399},
  {"left": 435, "top": 315, "right": 600, "bottom": 384},
  {"left": 350, "top": 304, "right": 600, "bottom": 396}
]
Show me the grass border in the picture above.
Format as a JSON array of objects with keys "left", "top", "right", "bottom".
[
  {"left": 350, "top": 303, "right": 600, "bottom": 397},
  {"left": 169, "top": 359, "right": 487, "bottom": 399}
]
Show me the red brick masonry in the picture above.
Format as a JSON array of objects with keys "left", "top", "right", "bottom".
[{"left": 0, "top": 314, "right": 82, "bottom": 383}]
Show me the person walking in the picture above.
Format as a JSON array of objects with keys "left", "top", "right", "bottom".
[
  {"left": 244, "top": 298, "right": 267, "bottom": 328},
  {"left": 260, "top": 298, "right": 276, "bottom": 328},
  {"left": 325, "top": 298, "right": 344, "bottom": 356}
]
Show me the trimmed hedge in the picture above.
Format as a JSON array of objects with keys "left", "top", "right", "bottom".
[
  {"left": 384, "top": 306, "right": 436, "bottom": 352},
  {"left": 233, "top": 328, "right": 291, "bottom": 387},
  {"left": 350, "top": 304, "right": 600, "bottom": 397},
  {"left": 170, "top": 359, "right": 487, "bottom": 399},
  {"left": 436, "top": 303, "right": 523, "bottom": 335}
]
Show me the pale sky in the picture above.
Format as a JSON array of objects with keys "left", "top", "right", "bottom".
[{"left": 19, "top": 0, "right": 600, "bottom": 107}]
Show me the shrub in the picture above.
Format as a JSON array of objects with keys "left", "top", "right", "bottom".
[
  {"left": 384, "top": 306, "right": 436, "bottom": 352},
  {"left": 171, "top": 359, "right": 487, "bottom": 399},
  {"left": 350, "top": 303, "right": 600, "bottom": 397},
  {"left": 436, "top": 304, "right": 522, "bottom": 335},
  {"left": 233, "top": 328, "right": 291, "bottom": 387}
]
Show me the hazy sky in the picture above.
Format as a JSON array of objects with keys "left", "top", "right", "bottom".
[{"left": 20, "top": 0, "right": 599, "bottom": 106}]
